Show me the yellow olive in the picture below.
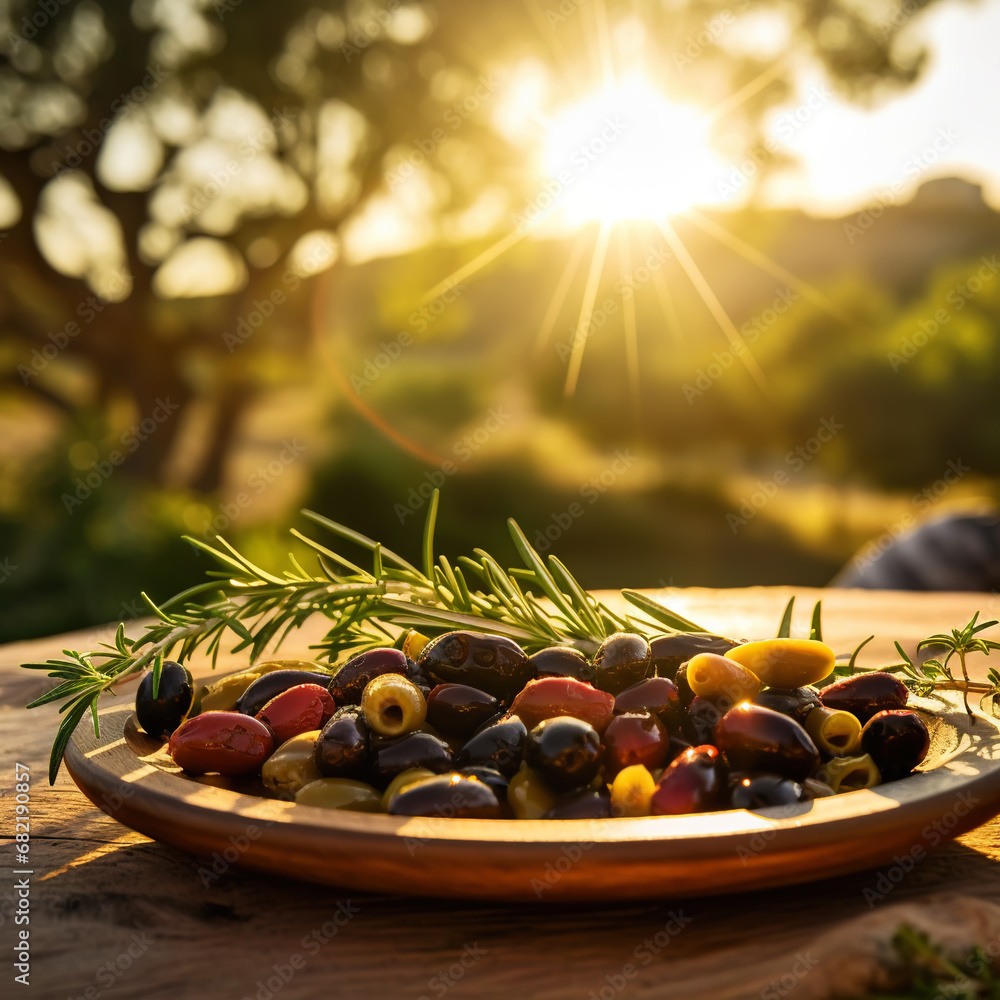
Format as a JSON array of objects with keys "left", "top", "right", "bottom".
[
  {"left": 805, "top": 706, "right": 862, "bottom": 757},
  {"left": 295, "top": 778, "right": 383, "bottom": 812},
  {"left": 818, "top": 753, "right": 882, "bottom": 794},
  {"left": 610, "top": 764, "right": 656, "bottom": 817},
  {"left": 725, "top": 639, "right": 835, "bottom": 688},
  {"left": 261, "top": 730, "right": 322, "bottom": 799},
  {"left": 253, "top": 659, "right": 333, "bottom": 675},
  {"left": 401, "top": 630, "right": 430, "bottom": 661},
  {"left": 380, "top": 767, "right": 436, "bottom": 811},
  {"left": 686, "top": 652, "right": 762, "bottom": 703},
  {"left": 507, "top": 763, "right": 556, "bottom": 819},
  {"left": 362, "top": 673, "right": 427, "bottom": 737}
]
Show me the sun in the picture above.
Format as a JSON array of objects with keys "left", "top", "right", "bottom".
[{"left": 541, "top": 75, "right": 724, "bottom": 228}]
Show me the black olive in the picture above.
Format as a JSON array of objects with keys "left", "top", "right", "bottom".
[
  {"left": 544, "top": 790, "right": 611, "bottom": 819},
  {"left": 683, "top": 694, "right": 732, "bottom": 745},
  {"left": 418, "top": 632, "right": 532, "bottom": 703},
  {"left": 819, "top": 672, "right": 909, "bottom": 724},
  {"left": 456, "top": 717, "right": 527, "bottom": 777},
  {"left": 728, "top": 773, "right": 802, "bottom": 809},
  {"left": 529, "top": 646, "right": 594, "bottom": 683},
  {"left": 457, "top": 765, "right": 510, "bottom": 801},
  {"left": 235, "top": 670, "right": 333, "bottom": 718},
  {"left": 754, "top": 686, "right": 821, "bottom": 723},
  {"left": 314, "top": 707, "right": 370, "bottom": 778},
  {"left": 426, "top": 683, "right": 500, "bottom": 738},
  {"left": 650, "top": 633, "right": 740, "bottom": 680},
  {"left": 673, "top": 662, "right": 696, "bottom": 706},
  {"left": 135, "top": 660, "right": 195, "bottom": 738},
  {"left": 525, "top": 716, "right": 602, "bottom": 792},
  {"left": 372, "top": 732, "right": 453, "bottom": 785},
  {"left": 388, "top": 774, "right": 501, "bottom": 819},
  {"left": 714, "top": 704, "right": 820, "bottom": 782},
  {"left": 592, "top": 633, "right": 652, "bottom": 695},
  {"left": 860, "top": 709, "right": 930, "bottom": 781},
  {"left": 615, "top": 676, "right": 683, "bottom": 730},
  {"left": 329, "top": 648, "right": 411, "bottom": 706}
]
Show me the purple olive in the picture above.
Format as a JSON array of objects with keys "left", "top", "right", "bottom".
[
  {"left": 714, "top": 704, "right": 820, "bottom": 782},
  {"left": 592, "top": 633, "right": 652, "bottom": 695},
  {"left": 614, "top": 676, "right": 682, "bottom": 731},
  {"left": 649, "top": 633, "right": 740, "bottom": 680},
  {"left": 819, "top": 672, "right": 908, "bottom": 724},
  {"left": 329, "top": 648, "right": 411, "bottom": 706},
  {"left": 418, "top": 632, "right": 531, "bottom": 703},
  {"left": 651, "top": 745, "right": 726, "bottom": 815},
  {"left": 388, "top": 774, "right": 501, "bottom": 819},
  {"left": 860, "top": 709, "right": 930, "bottom": 781},
  {"left": 529, "top": 646, "right": 594, "bottom": 682},
  {"left": 426, "top": 683, "right": 500, "bottom": 738},
  {"left": 754, "top": 686, "right": 821, "bottom": 724}
]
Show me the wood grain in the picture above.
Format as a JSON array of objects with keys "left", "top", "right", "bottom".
[{"left": 6, "top": 587, "right": 1000, "bottom": 999}]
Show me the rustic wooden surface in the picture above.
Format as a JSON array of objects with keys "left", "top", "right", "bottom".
[{"left": 6, "top": 586, "right": 1000, "bottom": 1000}]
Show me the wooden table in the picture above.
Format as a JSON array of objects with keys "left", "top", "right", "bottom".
[{"left": 7, "top": 586, "right": 1000, "bottom": 1000}]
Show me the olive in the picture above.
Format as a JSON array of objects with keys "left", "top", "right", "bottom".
[
  {"left": 860, "top": 709, "right": 930, "bottom": 781},
  {"left": 380, "top": 767, "right": 436, "bottom": 809},
  {"left": 314, "top": 707, "right": 371, "bottom": 778},
  {"left": 610, "top": 764, "right": 657, "bottom": 817},
  {"left": 818, "top": 672, "right": 909, "bottom": 724},
  {"left": 262, "top": 731, "right": 323, "bottom": 798},
  {"left": 649, "top": 633, "right": 740, "bottom": 680},
  {"left": 456, "top": 716, "right": 527, "bottom": 777},
  {"left": 426, "top": 683, "right": 500, "bottom": 738},
  {"left": 603, "top": 712, "right": 669, "bottom": 778},
  {"left": 256, "top": 683, "right": 336, "bottom": 745},
  {"left": 754, "top": 686, "right": 821, "bottom": 723},
  {"left": 592, "top": 633, "right": 652, "bottom": 695},
  {"left": 199, "top": 659, "right": 313, "bottom": 714},
  {"left": 525, "top": 716, "right": 602, "bottom": 792},
  {"left": 388, "top": 773, "right": 502, "bottom": 819},
  {"left": 418, "top": 631, "right": 532, "bottom": 703},
  {"left": 686, "top": 652, "right": 761, "bottom": 703},
  {"left": 728, "top": 774, "right": 802, "bottom": 809},
  {"left": 509, "top": 677, "right": 615, "bottom": 733},
  {"left": 805, "top": 706, "right": 862, "bottom": 757},
  {"left": 818, "top": 753, "right": 882, "bottom": 793},
  {"left": 725, "top": 639, "right": 836, "bottom": 688},
  {"left": 457, "top": 765, "right": 510, "bottom": 801},
  {"left": 235, "top": 670, "right": 333, "bottom": 718},
  {"left": 507, "top": 763, "right": 556, "bottom": 819},
  {"left": 401, "top": 630, "right": 430, "bottom": 662},
  {"left": 168, "top": 711, "right": 273, "bottom": 775},
  {"left": 529, "top": 646, "right": 594, "bottom": 682},
  {"left": 673, "top": 662, "right": 696, "bottom": 706},
  {"left": 714, "top": 704, "right": 820, "bottom": 782},
  {"left": 544, "top": 790, "right": 611, "bottom": 819},
  {"left": 361, "top": 673, "right": 427, "bottom": 737},
  {"left": 650, "top": 745, "right": 725, "bottom": 815},
  {"left": 614, "top": 676, "right": 683, "bottom": 731},
  {"left": 684, "top": 694, "right": 732, "bottom": 745},
  {"left": 136, "top": 660, "right": 195, "bottom": 738},
  {"left": 372, "top": 731, "right": 453, "bottom": 785},
  {"left": 329, "top": 648, "right": 411, "bottom": 706},
  {"left": 295, "top": 778, "right": 383, "bottom": 812}
]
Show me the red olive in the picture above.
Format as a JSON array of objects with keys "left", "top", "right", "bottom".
[
  {"left": 650, "top": 745, "right": 725, "bottom": 815},
  {"left": 529, "top": 646, "right": 594, "bottom": 682},
  {"left": 388, "top": 774, "right": 502, "bottom": 819},
  {"left": 329, "top": 648, "right": 410, "bottom": 706},
  {"left": 425, "top": 683, "right": 500, "bottom": 738},
  {"left": 509, "top": 677, "right": 615, "bottom": 733},
  {"left": 650, "top": 633, "right": 740, "bottom": 680},
  {"left": 168, "top": 711, "right": 274, "bottom": 775},
  {"left": 614, "top": 676, "right": 682, "bottom": 730},
  {"left": 714, "top": 704, "right": 820, "bottom": 782},
  {"left": 256, "top": 683, "right": 336, "bottom": 745},
  {"left": 603, "top": 712, "right": 669, "bottom": 778},
  {"left": 592, "top": 633, "right": 652, "bottom": 695},
  {"left": 418, "top": 632, "right": 532, "bottom": 703},
  {"left": 754, "top": 687, "right": 821, "bottom": 724},
  {"left": 819, "top": 672, "right": 908, "bottom": 724},
  {"left": 860, "top": 709, "right": 930, "bottom": 781}
]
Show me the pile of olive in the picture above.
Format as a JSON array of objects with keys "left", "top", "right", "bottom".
[{"left": 137, "top": 629, "right": 931, "bottom": 820}]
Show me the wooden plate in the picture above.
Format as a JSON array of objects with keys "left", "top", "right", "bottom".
[{"left": 65, "top": 689, "right": 1000, "bottom": 902}]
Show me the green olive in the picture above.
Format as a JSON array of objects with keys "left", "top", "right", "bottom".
[
  {"left": 261, "top": 730, "right": 323, "bottom": 799},
  {"left": 725, "top": 639, "right": 835, "bottom": 688},
  {"left": 686, "top": 652, "right": 761, "bottom": 703},
  {"left": 380, "top": 767, "right": 436, "bottom": 811},
  {"left": 507, "top": 762, "right": 556, "bottom": 819},
  {"left": 805, "top": 706, "right": 862, "bottom": 757},
  {"left": 361, "top": 673, "right": 427, "bottom": 737},
  {"left": 609, "top": 764, "right": 656, "bottom": 817},
  {"left": 818, "top": 753, "right": 882, "bottom": 793},
  {"left": 295, "top": 778, "right": 383, "bottom": 812},
  {"left": 401, "top": 630, "right": 430, "bottom": 661}
]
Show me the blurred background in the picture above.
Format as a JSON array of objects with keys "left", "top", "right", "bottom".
[{"left": 2, "top": 0, "right": 1000, "bottom": 642}]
